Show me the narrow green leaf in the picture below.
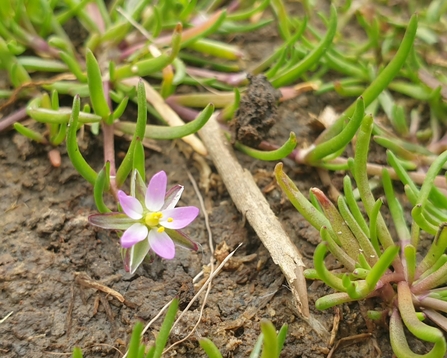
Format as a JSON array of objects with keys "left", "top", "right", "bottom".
[
  {"left": 337, "top": 196, "right": 377, "bottom": 266},
  {"left": 271, "top": 4, "right": 337, "bottom": 87},
  {"left": 274, "top": 163, "right": 331, "bottom": 232},
  {"left": 354, "top": 115, "right": 397, "bottom": 253},
  {"left": 59, "top": 51, "right": 87, "bottom": 82},
  {"left": 86, "top": 49, "right": 110, "bottom": 119},
  {"left": 411, "top": 205, "right": 438, "bottom": 236},
  {"left": 127, "top": 322, "right": 144, "bottom": 358},
  {"left": 315, "top": 292, "right": 354, "bottom": 310},
  {"left": 133, "top": 139, "right": 146, "bottom": 183},
  {"left": 93, "top": 162, "right": 111, "bottom": 213},
  {"left": 181, "top": 11, "right": 227, "bottom": 48},
  {"left": 115, "top": 103, "right": 214, "bottom": 140},
  {"left": 342, "top": 175, "right": 370, "bottom": 237},
  {"left": 250, "top": 333, "right": 264, "bottom": 358},
  {"left": 13, "top": 123, "right": 47, "bottom": 144},
  {"left": 110, "top": 96, "right": 129, "bottom": 121},
  {"left": 382, "top": 168, "right": 411, "bottom": 241},
  {"left": 313, "top": 240, "right": 345, "bottom": 292},
  {"left": 260, "top": 320, "right": 278, "bottom": 358},
  {"left": 116, "top": 80, "right": 147, "bottom": 187},
  {"left": 369, "top": 199, "right": 383, "bottom": 256},
  {"left": 312, "top": 188, "right": 361, "bottom": 261},
  {"left": 233, "top": 132, "right": 297, "bottom": 161},
  {"left": 365, "top": 246, "right": 399, "bottom": 291},
  {"left": 199, "top": 338, "right": 223, "bottom": 358},
  {"left": 317, "top": 14, "right": 418, "bottom": 144},
  {"left": 403, "top": 244, "right": 416, "bottom": 284},
  {"left": 152, "top": 299, "right": 179, "bottom": 358},
  {"left": 417, "top": 224, "right": 447, "bottom": 277},
  {"left": 390, "top": 309, "right": 446, "bottom": 358},
  {"left": 72, "top": 347, "right": 83, "bottom": 358},
  {"left": 276, "top": 324, "right": 288, "bottom": 354},
  {"left": 66, "top": 95, "right": 97, "bottom": 184}
]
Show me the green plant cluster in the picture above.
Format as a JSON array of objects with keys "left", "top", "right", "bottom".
[
  {"left": 72, "top": 299, "right": 288, "bottom": 358},
  {"left": 276, "top": 114, "right": 447, "bottom": 357},
  {"left": 3, "top": 1, "right": 447, "bottom": 180}
]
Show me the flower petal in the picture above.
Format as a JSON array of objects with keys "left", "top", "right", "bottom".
[
  {"left": 88, "top": 213, "right": 136, "bottom": 230},
  {"left": 149, "top": 229, "right": 175, "bottom": 259},
  {"left": 160, "top": 206, "right": 199, "bottom": 229},
  {"left": 162, "top": 185, "right": 184, "bottom": 210},
  {"left": 121, "top": 223, "right": 148, "bottom": 248},
  {"left": 145, "top": 171, "right": 167, "bottom": 211},
  {"left": 118, "top": 190, "right": 143, "bottom": 220}
]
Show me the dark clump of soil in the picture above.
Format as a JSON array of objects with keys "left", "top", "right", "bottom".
[{"left": 231, "top": 74, "right": 281, "bottom": 147}]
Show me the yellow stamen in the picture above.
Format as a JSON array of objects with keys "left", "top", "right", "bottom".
[
  {"left": 157, "top": 227, "right": 165, "bottom": 233},
  {"left": 167, "top": 217, "right": 173, "bottom": 222},
  {"left": 145, "top": 212, "right": 163, "bottom": 227}
]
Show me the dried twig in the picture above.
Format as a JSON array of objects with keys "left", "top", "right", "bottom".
[
  {"left": 199, "top": 114, "right": 330, "bottom": 341},
  {"left": 327, "top": 333, "right": 381, "bottom": 358},
  {"left": 0, "top": 311, "right": 13, "bottom": 324},
  {"left": 74, "top": 272, "right": 136, "bottom": 308},
  {"left": 75, "top": 272, "right": 125, "bottom": 302}
]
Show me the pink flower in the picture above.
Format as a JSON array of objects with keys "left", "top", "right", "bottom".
[{"left": 89, "top": 170, "right": 199, "bottom": 272}]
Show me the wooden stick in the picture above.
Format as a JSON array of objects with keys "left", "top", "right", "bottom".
[{"left": 199, "top": 114, "right": 329, "bottom": 340}]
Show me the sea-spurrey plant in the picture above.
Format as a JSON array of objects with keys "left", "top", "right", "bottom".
[
  {"left": 89, "top": 169, "right": 199, "bottom": 273},
  {"left": 275, "top": 112, "right": 447, "bottom": 357}
]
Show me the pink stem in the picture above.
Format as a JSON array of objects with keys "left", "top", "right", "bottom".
[
  {"left": 0, "top": 107, "right": 28, "bottom": 132},
  {"left": 102, "top": 81, "right": 117, "bottom": 197},
  {"left": 165, "top": 98, "right": 200, "bottom": 122}
]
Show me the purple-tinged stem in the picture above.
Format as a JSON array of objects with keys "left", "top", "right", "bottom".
[
  {"left": 412, "top": 261, "right": 447, "bottom": 294},
  {"left": 86, "top": 3, "right": 105, "bottom": 33},
  {"left": 165, "top": 98, "right": 200, "bottom": 122},
  {"left": 119, "top": 42, "right": 145, "bottom": 61},
  {"left": 102, "top": 81, "right": 117, "bottom": 197},
  {"left": 429, "top": 132, "right": 447, "bottom": 154},
  {"left": 186, "top": 67, "right": 247, "bottom": 86},
  {"left": 0, "top": 107, "right": 28, "bottom": 132},
  {"left": 376, "top": 282, "right": 398, "bottom": 305},
  {"left": 417, "top": 296, "right": 447, "bottom": 314},
  {"left": 31, "top": 36, "right": 60, "bottom": 58},
  {"left": 423, "top": 309, "right": 447, "bottom": 331},
  {"left": 157, "top": 10, "right": 224, "bottom": 45},
  {"left": 227, "top": 0, "right": 240, "bottom": 12},
  {"left": 379, "top": 272, "right": 406, "bottom": 286}
]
